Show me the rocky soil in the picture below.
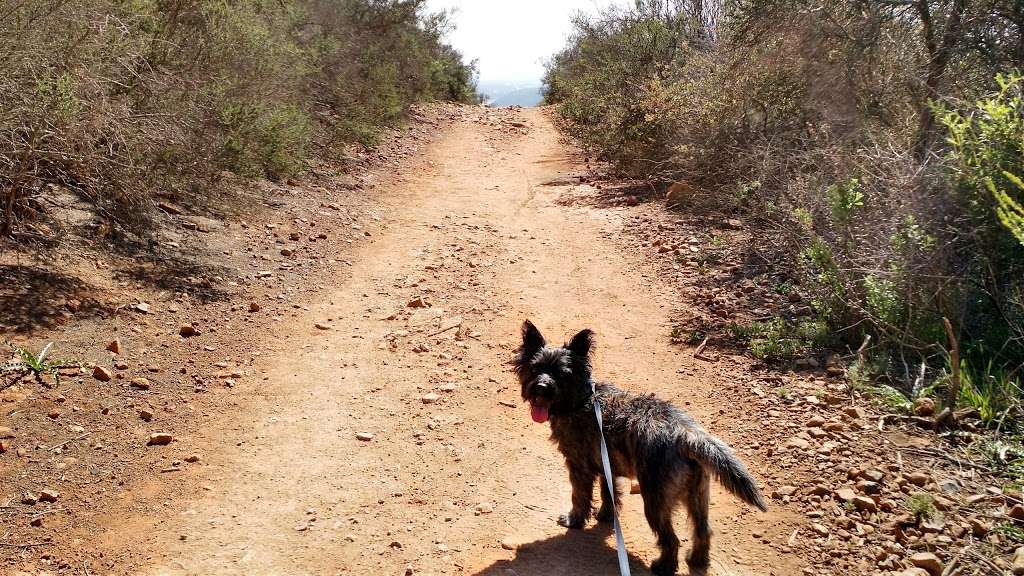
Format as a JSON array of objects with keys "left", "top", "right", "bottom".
[{"left": 0, "top": 105, "right": 1019, "bottom": 576}]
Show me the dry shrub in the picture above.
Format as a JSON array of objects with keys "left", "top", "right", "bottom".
[
  {"left": 545, "top": 0, "right": 1024, "bottom": 398},
  {"left": 0, "top": 0, "right": 479, "bottom": 236}
]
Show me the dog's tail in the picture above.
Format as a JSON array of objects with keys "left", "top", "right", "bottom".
[{"left": 681, "top": 430, "right": 768, "bottom": 511}]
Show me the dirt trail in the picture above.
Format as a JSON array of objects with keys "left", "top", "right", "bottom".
[{"left": 87, "top": 109, "right": 801, "bottom": 575}]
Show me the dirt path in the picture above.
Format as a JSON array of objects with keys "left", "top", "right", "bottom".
[{"left": 81, "top": 109, "right": 801, "bottom": 576}]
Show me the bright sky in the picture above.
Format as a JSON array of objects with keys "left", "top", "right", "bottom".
[{"left": 425, "top": 0, "right": 628, "bottom": 85}]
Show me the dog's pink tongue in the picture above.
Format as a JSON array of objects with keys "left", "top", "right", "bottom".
[{"left": 530, "top": 404, "right": 549, "bottom": 423}]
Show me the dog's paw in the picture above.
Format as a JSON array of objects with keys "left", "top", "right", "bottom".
[
  {"left": 595, "top": 504, "right": 614, "bottom": 523},
  {"left": 685, "top": 551, "right": 710, "bottom": 575},
  {"left": 650, "top": 556, "right": 679, "bottom": 576},
  {"left": 557, "top": 513, "right": 585, "bottom": 529}
]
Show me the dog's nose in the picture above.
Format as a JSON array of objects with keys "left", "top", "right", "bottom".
[{"left": 533, "top": 377, "right": 553, "bottom": 395}]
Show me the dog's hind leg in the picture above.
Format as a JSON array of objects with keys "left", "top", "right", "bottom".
[
  {"left": 683, "top": 468, "right": 713, "bottom": 573},
  {"left": 558, "top": 465, "right": 595, "bottom": 529},
  {"left": 595, "top": 476, "right": 622, "bottom": 523},
  {"left": 641, "top": 483, "right": 679, "bottom": 576}
]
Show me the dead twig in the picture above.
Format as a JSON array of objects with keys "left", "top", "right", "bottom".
[
  {"left": 29, "top": 507, "right": 65, "bottom": 519},
  {"left": 45, "top": 432, "right": 90, "bottom": 452},
  {"left": 426, "top": 323, "right": 461, "bottom": 338},
  {"left": 694, "top": 335, "right": 717, "bottom": 361},
  {"left": 855, "top": 333, "right": 871, "bottom": 365},
  {"left": 899, "top": 447, "right": 994, "bottom": 473},
  {"left": 964, "top": 545, "right": 1005, "bottom": 575},
  {"left": 934, "top": 317, "right": 960, "bottom": 432}
]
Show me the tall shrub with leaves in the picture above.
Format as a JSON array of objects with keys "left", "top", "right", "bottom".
[
  {"left": 544, "top": 0, "right": 1024, "bottom": 403},
  {"left": 939, "top": 73, "right": 1024, "bottom": 365},
  {"left": 941, "top": 74, "right": 1024, "bottom": 244},
  {"left": 0, "top": 0, "right": 478, "bottom": 236}
]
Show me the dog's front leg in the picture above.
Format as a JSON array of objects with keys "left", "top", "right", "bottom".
[{"left": 558, "top": 465, "right": 594, "bottom": 528}]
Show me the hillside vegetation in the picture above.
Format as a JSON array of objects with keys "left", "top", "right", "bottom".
[
  {"left": 544, "top": 0, "right": 1023, "bottom": 424},
  {"left": 0, "top": 0, "right": 478, "bottom": 236}
]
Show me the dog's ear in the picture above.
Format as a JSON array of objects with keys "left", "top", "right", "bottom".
[
  {"left": 520, "top": 320, "right": 546, "bottom": 355},
  {"left": 566, "top": 329, "right": 594, "bottom": 357}
]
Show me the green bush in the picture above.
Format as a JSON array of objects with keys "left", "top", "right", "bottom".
[
  {"left": 0, "top": 0, "right": 479, "bottom": 234},
  {"left": 219, "top": 102, "right": 311, "bottom": 179},
  {"left": 727, "top": 318, "right": 830, "bottom": 362},
  {"left": 941, "top": 74, "right": 1024, "bottom": 230},
  {"left": 544, "top": 0, "right": 1024, "bottom": 424}
]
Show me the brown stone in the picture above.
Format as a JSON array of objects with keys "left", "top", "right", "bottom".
[
  {"left": 810, "top": 523, "right": 830, "bottom": 536},
  {"left": 772, "top": 486, "right": 798, "bottom": 499},
  {"left": 862, "top": 469, "right": 885, "bottom": 482},
  {"left": 157, "top": 201, "right": 182, "bottom": 215},
  {"left": 912, "top": 397, "right": 935, "bottom": 416},
  {"left": 806, "top": 415, "right": 826, "bottom": 427},
  {"left": 835, "top": 488, "right": 857, "bottom": 502},
  {"left": 908, "top": 552, "right": 942, "bottom": 576},
  {"left": 106, "top": 339, "right": 122, "bottom": 354},
  {"left": 147, "top": 433, "right": 173, "bottom": 446},
  {"left": 810, "top": 485, "right": 830, "bottom": 496},
  {"left": 92, "top": 366, "right": 113, "bottom": 382},
  {"left": 852, "top": 496, "right": 877, "bottom": 513},
  {"left": 784, "top": 436, "right": 810, "bottom": 450},
  {"left": 920, "top": 516, "right": 945, "bottom": 534},
  {"left": 1010, "top": 504, "right": 1024, "bottom": 523},
  {"left": 906, "top": 472, "right": 929, "bottom": 487},
  {"left": 843, "top": 406, "right": 865, "bottom": 419}
]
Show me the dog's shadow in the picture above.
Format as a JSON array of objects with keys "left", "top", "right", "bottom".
[{"left": 470, "top": 524, "right": 704, "bottom": 576}]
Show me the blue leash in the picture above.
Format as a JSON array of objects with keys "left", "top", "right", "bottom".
[{"left": 593, "top": 384, "right": 631, "bottom": 575}]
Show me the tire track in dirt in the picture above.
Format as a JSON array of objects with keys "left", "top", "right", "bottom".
[{"left": 86, "top": 110, "right": 803, "bottom": 575}]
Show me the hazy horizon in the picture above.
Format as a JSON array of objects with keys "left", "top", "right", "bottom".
[{"left": 424, "top": 0, "right": 627, "bottom": 86}]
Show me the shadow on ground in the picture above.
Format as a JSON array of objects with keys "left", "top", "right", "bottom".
[
  {"left": 470, "top": 525, "right": 660, "bottom": 576},
  {"left": 553, "top": 181, "right": 659, "bottom": 209},
  {"left": 111, "top": 253, "right": 232, "bottom": 304},
  {"left": 0, "top": 264, "right": 108, "bottom": 333},
  {"left": 1, "top": 235, "right": 232, "bottom": 335},
  {"left": 98, "top": 225, "right": 233, "bottom": 303}
]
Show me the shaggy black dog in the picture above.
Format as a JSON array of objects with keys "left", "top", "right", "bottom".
[{"left": 513, "top": 320, "right": 767, "bottom": 576}]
